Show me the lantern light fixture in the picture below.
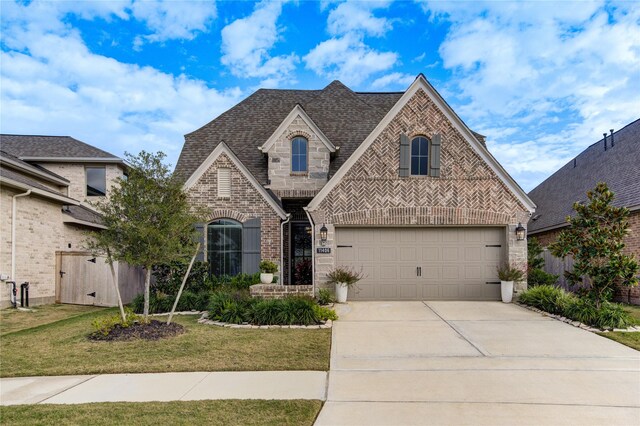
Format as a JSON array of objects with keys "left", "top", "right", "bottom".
[
  {"left": 515, "top": 223, "right": 526, "bottom": 241},
  {"left": 320, "top": 224, "right": 328, "bottom": 246}
]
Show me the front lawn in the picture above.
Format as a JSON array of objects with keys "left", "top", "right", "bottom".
[
  {"left": 622, "top": 303, "right": 640, "bottom": 325},
  {"left": 0, "top": 400, "right": 322, "bottom": 426},
  {"left": 0, "top": 308, "right": 331, "bottom": 377},
  {"left": 0, "top": 304, "right": 106, "bottom": 336},
  {"left": 597, "top": 331, "right": 640, "bottom": 351}
]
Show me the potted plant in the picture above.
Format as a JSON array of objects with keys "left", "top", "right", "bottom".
[
  {"left": 326, "top": 267, "right": 365, "bottom": 303},
  {"left": 497, "top": 263, "right": 525, "bottom": 303},
  {"left": 259, "top": 260, "right": 278, "bottom": 284}
]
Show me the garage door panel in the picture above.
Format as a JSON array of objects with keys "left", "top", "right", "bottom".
[{"left": 336, "top": 227, "right": 504, "bottom": 301}]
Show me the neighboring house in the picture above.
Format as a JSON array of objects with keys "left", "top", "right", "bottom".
[
  {"left": 527, "top": 118, "right": 640, "bottom": 304},
  {"left": 176, "top": 75, "right": 535, "bottom": 301},
  {"left": 0, "top": 135, "right": 135, "bottom": 308}
]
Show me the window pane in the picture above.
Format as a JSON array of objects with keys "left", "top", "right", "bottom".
[
  {"left": 420, "top": 138, "right": 428, "bottom": 155},
  {"left": 411, "top": 157, "right": 419, "bottom": 175},
  {"left": 412, "top": 138, "right": 419, "bottom": 153},
  {"left": 207, "top": 220, "right": 243, "bottom": 276},
  {"left": 299, "top": 154, "right": 307, "bottom": 171},
  {"left": 86, "top": 167, "right": 106, "bottom": 196},
  {"left": 292, "top": 155, "right": 300, "bottom": 172},
  {"left": 292, "top": 139, "right": 299, "bottom": 155},
  {"left": 420, "top": 156, "right": 428, "bottom": 175}
]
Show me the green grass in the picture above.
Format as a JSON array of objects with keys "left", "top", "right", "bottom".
[
  {"left": 0, "top": 400, "right": 323, "bottom": 426},
  {"left": 0, "top": 309, "right": 331, "bottom": 377},
  {"left": 621, "top": 304, "right": 640, "bottom": 325},
  {"left": 0, "top": 304, "right": 106, "bottom": 336},
  {"left": 598, "top": 331, "right": 640, "bottom": 351}
]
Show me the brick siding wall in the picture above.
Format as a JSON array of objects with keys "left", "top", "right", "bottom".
[
  {"left": 311, "top": 88, "right": 530, "bottom": 290},
  {"left": 249, "top": 284, "right": 314, "bottom": 299},
  {"left": 187, "top": 153, "right": 281, "bottom": 265},
  {"left": 42, "top": 163, "right": 124, "bottom": 205}
]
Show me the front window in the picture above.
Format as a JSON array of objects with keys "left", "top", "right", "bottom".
[
  {"left": 86, "top": 167, "right": 106, "bottom": 196},
  {"left": 291, "top": 137, "right": 308, "bottom": 173},
  {"left": 411, "top": 136, "right": 429, "bottom": 176},
  {"left": 208, "top": 219, "right": 242, "bottom": 277}
]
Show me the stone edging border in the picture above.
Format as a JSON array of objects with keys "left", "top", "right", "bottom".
[
  {"left": 196, "top": 312, "right": 333, "bottom": 329},
  {"left": 516, "top": 303, "right": 640, "bottom": 333}
]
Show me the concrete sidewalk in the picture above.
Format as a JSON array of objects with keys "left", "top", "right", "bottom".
[{"left": 0, "top": 371, "right": 327, "bottom": 405}]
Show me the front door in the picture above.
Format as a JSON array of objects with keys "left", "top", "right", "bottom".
[{"left": 291, "top": 222, "right": 312, "bottom": 284}]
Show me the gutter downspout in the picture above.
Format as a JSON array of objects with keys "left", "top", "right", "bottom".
[
  {"left": 280, "top": 213, "right": 291, "bottom": 284},
  {"left": 303, "top": 207, "right": 316, "bottom": 294},
  {"left": 11, "top": 190, "right": 32, "bottom": 282}
]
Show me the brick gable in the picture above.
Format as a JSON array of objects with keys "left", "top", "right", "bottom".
[{"left": 317, "top": 88, "right": 529, "bottom": 226}]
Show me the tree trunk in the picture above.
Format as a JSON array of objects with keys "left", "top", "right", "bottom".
[
  {"left": 143, "top": 267, "right": 151, "bottom": 319},
  {"left": 168, "top": 243, "right": 200, "bottom": 325},
  {"left": 106, "top": 248, "right": 126, "bottom": 322}
]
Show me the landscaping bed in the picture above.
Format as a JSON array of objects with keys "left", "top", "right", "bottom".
[
  {"left": 88, "top": 320, "right": 185, "bottom": 341},
  {"left": 0, "top": 400, "right": 323, "bottom": 426}
]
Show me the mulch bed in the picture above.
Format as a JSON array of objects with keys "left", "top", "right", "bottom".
[{"left": 89, "top": 320, "right": 186, "bottom": 342}]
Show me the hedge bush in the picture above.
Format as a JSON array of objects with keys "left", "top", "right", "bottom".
[
  {"left": 207, "top": 292, "right": 335, "bottom": 326},
  {"left": 131, "top": 290, "right": 211, "bottom": 314},
  {"left": 518, "top": 285, "right": 632, "bottom": 329}
]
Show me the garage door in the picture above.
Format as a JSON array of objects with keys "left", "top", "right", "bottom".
[{"left": 335, "top": 227, "right": 505, "bottom": 301}]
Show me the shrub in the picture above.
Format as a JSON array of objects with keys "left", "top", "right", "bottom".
[
  {"left": 518, "top": 285, "right": 575, "bottom": 315},
  {"left": 212, "top": 273, "right": 261, "bottom": 290},
  {"left": 131, "top": 290, "right": 211, "bottom": 314},
  {"left": 317, "top": 288, "right": 335, "bottom": 305},
  {"left": 207, "top": 290, "right": 252, "bottom": 321},
  {"left": 313, "top": 305, "right": 338, "bottom": 321},
  {"left": 259, "top": 260, "right": 278, "bottom": 274},
  {"left": 249, "top": 299, "right": 284, "bottom": 325},
  {"left": 564, "top": 298, "right": 632, "bottom": 329},
  {"left": 497, "top": 263, "right": 525, "bottom": 282},
  {"left": 152, "top": 261, "right": 213, "bottom": 294},
  {"left": 92, "top": 308, "right": 140, "bottom": 336},
  {"left": 527, "top": 268, "right": 559, "bottom": 287}
]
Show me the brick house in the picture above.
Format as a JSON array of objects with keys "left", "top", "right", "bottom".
[
  {"left": 527, "top": 118, "right": 640, "bottom": 304},
  {"left": 176, "top": 75, "right": 535, "bottom": 300},
  {"left": 0, "top": 135, "right": 136, "bottom": 307}
]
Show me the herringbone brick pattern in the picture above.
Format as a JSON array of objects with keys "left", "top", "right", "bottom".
[{"left": 318, "top": 89, "right": 528, "bottom": 225}]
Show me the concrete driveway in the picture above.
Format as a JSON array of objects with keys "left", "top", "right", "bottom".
[{"left": 315, "top": 301, "right": 640, "bottom": 425}]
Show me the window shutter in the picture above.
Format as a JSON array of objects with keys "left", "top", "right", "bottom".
[
  {"left": 399, "top": 133, "right": 410, "bottom": 177},
  {"left": 242, "top": 218, "right": 261, "bottom": 274},
  {"left": 430, "top": 133, "right": 441, "bottom": 177},
  {"left": 194, "top": 223, "right": 205, "bottom": 262},
  {"left": 217, "top": 168, "right": 231, "bottom": 198}
]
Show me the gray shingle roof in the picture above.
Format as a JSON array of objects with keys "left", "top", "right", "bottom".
[
  {"left": 0, "top": 149, "right": 70, "bottom": 183},
  {"left": 0, "top": 134, "right": 120, "bottom": 160},
  {"left": 0, "top": 162, "right": 68, "bottom": 196},
  {"left": 528, "top": 118, "right": 640, "bottom": 233},
  {"left": 63, "top": 205, "right": 103, "bottom": 225},
  {"left": 175, "top": 81, "right": 402, "bottom": 184}
]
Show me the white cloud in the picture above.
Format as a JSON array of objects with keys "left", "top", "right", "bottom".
[
  {"left": 220, "top": 1, "right": 297, "bottom": 86},
  {"left": 421, "top": 1, "right": 640, "bottom": 190},
  {"left": 304, "top": 34, "right": 397, "bottom": 86},
  {"left": 131, "top": 0, "right": 216, "bottom": 44},
  {"left": 0, "top": 1, "right": 241, "bottom": 168},
  {"left": 371, "top": 72, "right": 415, "bottom": 90},
  {"left": 304, "top": 1, "right": 397, "bottom": 87},
  {"left": 327, "top": 1, "right": 392, "bottom": 37}
]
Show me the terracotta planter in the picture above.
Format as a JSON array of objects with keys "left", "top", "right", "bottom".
[
  {"left": 260, "top": 273, "right": 274, "bottom": 284},
  {"left": 335, "top": 282, "right": 348, "bottom": 303},
  {"left": 501, "top": 280, "right": 514, "bottom": 303}
]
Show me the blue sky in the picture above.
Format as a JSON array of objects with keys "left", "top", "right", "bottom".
[{"left": 1, "top": 1, "right": 639, "bottom": 191}]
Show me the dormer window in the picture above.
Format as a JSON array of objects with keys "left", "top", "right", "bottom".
[{"left": 291, "top": 136, "right": 308, "bottom": 173}]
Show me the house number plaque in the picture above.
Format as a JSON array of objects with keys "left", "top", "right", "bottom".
[{"left": 316, "top": 247, "right": 331, "bottom": 254}]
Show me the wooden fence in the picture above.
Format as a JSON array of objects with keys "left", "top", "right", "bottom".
[{"left": 542, "top": 249, "right": 575, "bottom": 290}]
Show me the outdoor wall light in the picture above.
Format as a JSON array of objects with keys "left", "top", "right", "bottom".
[
  {"left": 320, "top": 224, "right": 328, "bottom": 246},
  {"left": 515, "top": 223, "right": 526, "bottom": 241}
]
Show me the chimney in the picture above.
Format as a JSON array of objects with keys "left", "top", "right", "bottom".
[
  {"left": 610, "top": 129, "right": 615, "bottom": 147},
  {"left": 603, "top": 133, "right": 607, "bottom": 151}
]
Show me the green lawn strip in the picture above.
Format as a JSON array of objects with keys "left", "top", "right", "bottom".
[
  {"left": 597, "top": 331, "right": 640, "bottom": 351},
  {"left": 0, "top": 304, "right": 107, "bottom": 336},
  {"left": 1, "top": 311, "right": 331, "bottom": 377},
  {"left": 622, "top": 304, "right": 640, "bottom": 325},
  {"left": 0, "top": 400, "right": 323, "bottom": 426}
]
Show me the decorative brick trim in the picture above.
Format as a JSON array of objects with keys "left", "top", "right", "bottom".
[
  {"left": 273, "top": 189, "right": 319, "bottom": 199},
  {"left": 250, "top": 284, "right": 314, "bottom": 299},
  {"left": 286, "top": 130, "right": 312, "bottom": 140},
  {"left": 330, "top": 207, "right": 514, "bottom": 226},
  {"left": 204, "top": 209, "right": 250, "bottom": 223}
]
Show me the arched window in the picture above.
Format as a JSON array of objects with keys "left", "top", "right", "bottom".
[
  {"left": 411, "top": 136, "right": 429, "bottom": 176},
  {"left": 207, "top": 219, "right": 242, "bottom": 276},
  {"left": 291, "top": 136, "right": 308, "bottom": 173}
]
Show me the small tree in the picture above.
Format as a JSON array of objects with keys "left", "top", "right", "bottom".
[
  {"left": 527, "top": 237, "right": 558, "bottom": 286},
  {"left": 549, "top": 182, "right": 638, "bottom": 307},
  {"left": 88, "top": 151, "right": 199, "bottom": 319}
]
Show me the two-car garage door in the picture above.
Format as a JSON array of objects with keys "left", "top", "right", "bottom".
[{"left": 335, "top": 227, "right": 505, "bottom": 301}]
